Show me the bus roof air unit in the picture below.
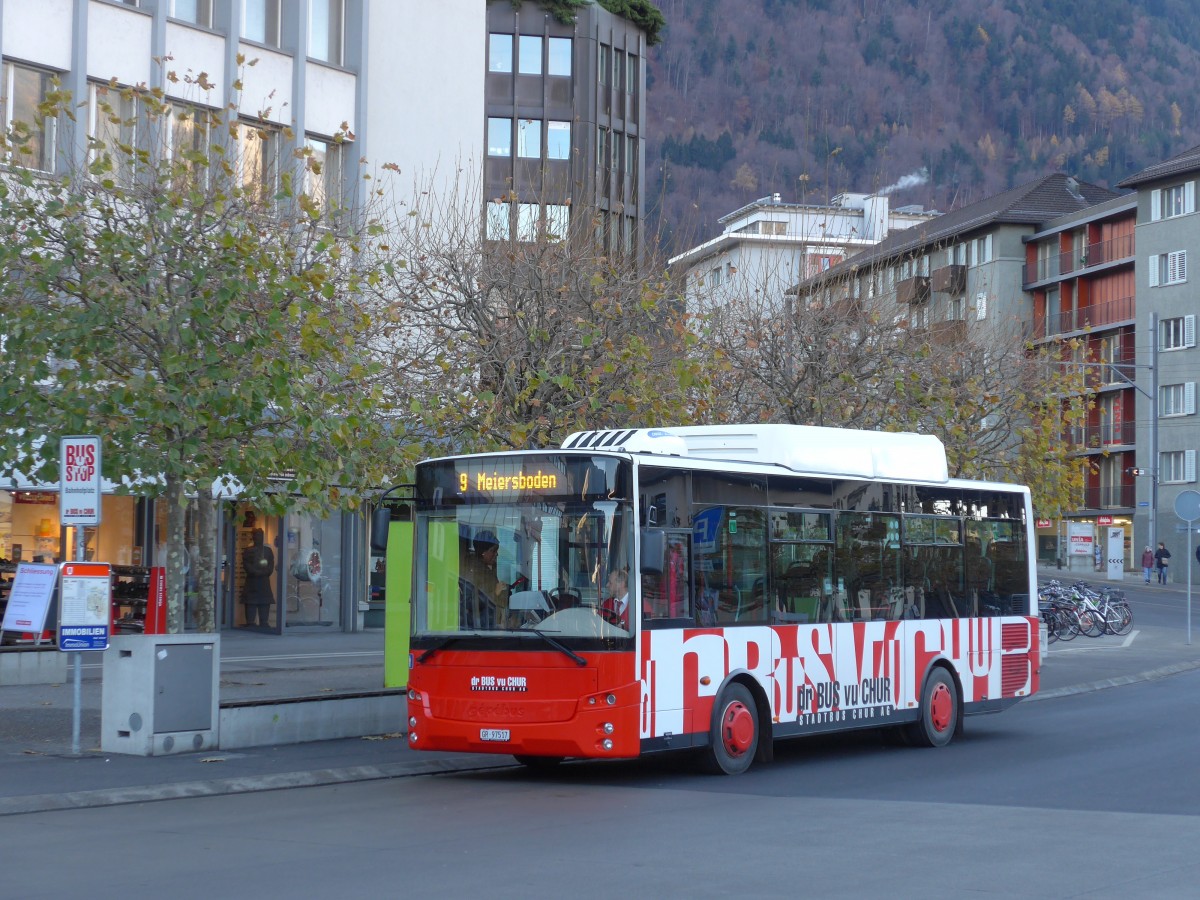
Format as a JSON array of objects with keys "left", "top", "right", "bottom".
[{"left": 562, "top": 424, "right": 948, "bottom": 483}]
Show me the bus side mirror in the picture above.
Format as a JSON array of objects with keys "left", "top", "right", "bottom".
[
  {"left": 370, "top": 505, "right": 392, "bottom": 555},
  {"left": 641, "top": 528, "right": 666, "bottom": 577}
]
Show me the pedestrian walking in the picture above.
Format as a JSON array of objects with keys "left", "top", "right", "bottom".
[
  {"left": 1155, "top": 542, "right": 1171, "bottom": 584},
  {"left": 1141, "top": 546, "right": 1155, "bottom": 584}
]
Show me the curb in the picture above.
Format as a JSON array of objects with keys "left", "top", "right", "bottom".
[
  {"left": 1030, "top": 657, "right": 1200, "bottom": 702},
  {"left": 0, "top": 754, "right": 506, "bottom": 817}
]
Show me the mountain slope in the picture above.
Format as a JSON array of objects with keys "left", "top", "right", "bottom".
[{"left": 645, "top": 0, "right": 1200, "bottom": 249}]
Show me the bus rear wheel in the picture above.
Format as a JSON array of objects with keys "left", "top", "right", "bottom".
[
  {"left": 703, "top": 683, "right": 759, "bottom": 775},
  {"left": 904, "top": 667, "right": 958, "bottom": 748}
]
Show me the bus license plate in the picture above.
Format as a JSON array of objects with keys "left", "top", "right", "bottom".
[{"left": 480, "top": 728, "right": 511, "bottom": 742}]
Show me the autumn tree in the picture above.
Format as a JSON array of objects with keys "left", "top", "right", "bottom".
[
  {"left": 0, "top": 76, "right": 411, "bottom": 632},
  {"left": 692, "top": 253, "right": 1091, "bottom": 515}
]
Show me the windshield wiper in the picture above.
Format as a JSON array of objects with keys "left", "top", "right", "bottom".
[
  {"left": 529, "top": 628, "right": 587, "bottom": 666},
  {"left": 417, "top": 636, "right": 461, "bottom": 664}
]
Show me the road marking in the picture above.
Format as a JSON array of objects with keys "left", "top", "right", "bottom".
[{"left": 1050, "top": 630, "right": 1139, "bottom": 653}]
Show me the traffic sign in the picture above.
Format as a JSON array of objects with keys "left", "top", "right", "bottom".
[
  {"left": 1175, "top": 490, "right": 1200, "bottom": 522},
  {"left": 60, "top": 436, "right": 102, "bottom": 527}
]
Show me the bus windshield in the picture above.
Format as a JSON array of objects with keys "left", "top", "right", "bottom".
[{"left": 413, "top": 455, "right": 634, "bottom": 641}]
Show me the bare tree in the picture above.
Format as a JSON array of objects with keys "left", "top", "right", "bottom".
[{"left": 366, "top": 173, "right": 711, "bottom": 451}]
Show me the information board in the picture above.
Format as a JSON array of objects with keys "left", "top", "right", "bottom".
[
  {"left": 0, "top": 563, "right": 58, "bottom": 634},
  {"left": 57, "top": 562, "right": 111, "bottom": 651}
]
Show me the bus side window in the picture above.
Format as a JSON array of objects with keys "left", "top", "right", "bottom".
[{"left": 641, "top": 531, "right": 691, "bottom": 622}]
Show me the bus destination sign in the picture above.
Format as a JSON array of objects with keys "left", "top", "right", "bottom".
[{"left": 458, "top": 469, "right": 559, "bottom": 495}]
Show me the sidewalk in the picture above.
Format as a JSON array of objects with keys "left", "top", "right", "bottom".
[{"left": 4, "top": 574, "right": 1200, "bottom": 816}]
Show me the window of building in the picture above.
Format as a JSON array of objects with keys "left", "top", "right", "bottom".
[
  {"left": 627, "top": 53, "right": 638, "bottom": 92},
  {"left": 1161, "top": 315, "right": 1196, "bottom": 350},
  {"left": 545, "top": 204, "right": 569, "bottom": 240},
  {"left": 238, "top": 120, "right": 282, "bottom": 202},
  {"left": 2, "top": 62, "right": 57, "bottom": 172},
  {"left": 1151, "top": 182, "right": 1196, "bottom": 221},
  {"left": 518, "top": 35, "right": 542, "bottom": 75},
  {"left": 516, "top": 118, "right": 540, "bottom": 158},
  {"left": 1160, "top": 383, "right": 1196, "bottom": 418},
  {"left": 88, "top": 83, "right": 140, "bottom": 188},
  {"left": 486, "top": 201, "right": 510, "bottom": 241},
  {"left": 625, "top": 133, "right": 636, "bottom": 173},
  {"left": 487, "top": 117, "right": 511, "bottom": 157},
  {"left": 1149, "top": 250, "right": 1188, "bottom": 286},
  {"left": 310, "top": 0, "right": 344, "bottom": 65},
  {"left": 244, "top": 0, "right": 281, "bottom": 46},
  {"left": 516, "top": 202, "right": 539, "bottom": 242},
  {"left": 168, "top": 102, "right": 213, "bottom": 187},
  {"left": 548, "top": 37, "right": 571, "bottom": 76},
  {"left": 1160, "top": 449, "right": 1196, "bottom": 484},
  {"left": 599, "top": 44, "right": 610, "bottom": 85},
  {"left": 306, "top": 136, "right": 346, "bottom": 212},
  {"left": 547, "top": 121, "right": 570, "bottom": 160},
  {"left": 975, "top": 292, "right": 988, "bottom": 320},
  {"left": 613, "top": 50, "right": 625, "bottom": 91},
  {"left": 971, "top": 234, "right": 992, "bottom": 265},
  {"left": 173, "top": 0, "right": 213, "bottom": 27},
  {"left": 489, "top": 34, "right": 514, "bottom": 72}
]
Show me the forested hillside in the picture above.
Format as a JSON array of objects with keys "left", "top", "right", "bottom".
[{"left": 645, "top": 0, "right": 1200, "bottom": 250}]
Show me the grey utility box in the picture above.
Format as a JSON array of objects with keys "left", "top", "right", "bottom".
[{"left": 101, "top": 633, "right": 220, "bottom": 756}]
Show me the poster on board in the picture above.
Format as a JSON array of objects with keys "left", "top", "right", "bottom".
[{"left": 1, "top": 563, "right": 58, "bottom": 634}]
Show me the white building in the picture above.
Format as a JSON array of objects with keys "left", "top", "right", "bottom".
[{"left": 670, "top": 192, "right": 936, "bottom": 309}]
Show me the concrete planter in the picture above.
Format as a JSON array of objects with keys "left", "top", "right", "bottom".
[
  {"left": 101, "top": 633, "right": 220, "bottom": 756},
  {"left": 0, "top": 646, "right": 68, "bottom": 685}
]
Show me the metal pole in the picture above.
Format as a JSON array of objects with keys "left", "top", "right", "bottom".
[
  {"left": 1188, "top": 518, "right": 1193, "bottom": 646},
  {"left": 71, "top": 524, "right": 85, "bottom": 757},
  {"left": 1149, "top": 312, "right": 1159, "bottom": 554}
]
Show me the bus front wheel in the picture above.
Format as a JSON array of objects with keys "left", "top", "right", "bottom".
[
  {"left": 904, "top": 667, "right": 959, "bottom": 748},
  {"left": 703, "top": 682, "right": 759, "bottom": 775}
]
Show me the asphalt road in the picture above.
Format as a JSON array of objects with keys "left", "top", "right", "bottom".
[{"left": 5, "top": 665, "right": 1200, "bottom": 899}]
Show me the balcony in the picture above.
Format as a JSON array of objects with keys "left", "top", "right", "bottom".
[
  {"left": 1068, "top": 420, "right": 1137, "bottom": 450},
  {"left": 896, "top": 275, "right": 930, "bottom": 304},
  {"left": 910, "top": 319, "right": 967, "bottom": 346},
  {"left": 1033, "top": 295, "right": 1135, "bottom": 339},
  {"left": 1081, "top": 485, "right": 1135, "bottom": 510},
  {"left": 1023, "top": 233, "right": 1136, "bottom": 287},
  {"left": 931, "top": 264, "right": 966, "bottom": 294}
]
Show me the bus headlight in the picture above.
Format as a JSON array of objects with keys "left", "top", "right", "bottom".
[
  {"left": 602, "top": 739, "right": 614, "bottom": 751},
  {"left": 605, "top": 694, "right": 616, "bottom": 705},
  {"left": 603, "top": 722, "right": 614, "bottom": 734}
]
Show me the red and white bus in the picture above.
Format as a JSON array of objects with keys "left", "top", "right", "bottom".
[{"left": 398, "top": 425, "right": 1040, "bottom": 774}]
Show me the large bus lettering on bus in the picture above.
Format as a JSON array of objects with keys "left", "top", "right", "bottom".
[{"left": 381, "top": 425, "right": 1040, "bottom": 775}]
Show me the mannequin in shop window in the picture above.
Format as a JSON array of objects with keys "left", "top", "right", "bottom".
[{"left": 242, "top": 528, "right": 275, "bottom": 626}]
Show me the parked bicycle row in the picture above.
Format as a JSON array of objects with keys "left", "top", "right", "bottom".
[{"left": 1039, "top": 579, "right": 1133, "bottom": 643}]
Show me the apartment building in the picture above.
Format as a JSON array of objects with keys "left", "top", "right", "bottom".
[
  {"left": 1117, "top": 146, "right": 1200, "bottom": 567},
  {"left": 1023, "top": 195, "right": 1138, "bottom": 568},
  {"left": 670, "top": 192, "right": 936, "bottom": 310},
  {"left": 792, "top": 174, "right": 1118, "bottom": 342},
  {"left": 483, "top": 0, "right": 647, "bottom": 257}
]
